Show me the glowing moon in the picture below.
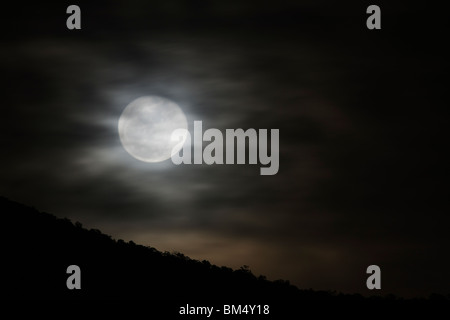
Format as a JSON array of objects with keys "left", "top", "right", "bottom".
[{"left": 118, "top": 96, "right": 188, "bottom": 163}]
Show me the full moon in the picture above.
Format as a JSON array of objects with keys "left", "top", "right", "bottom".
[{"left": 118, "top": 96, "right": 188, "bottom": 163}]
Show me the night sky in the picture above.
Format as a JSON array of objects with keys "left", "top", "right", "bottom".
[{"left": 1, "top": 1, "right": 449, "bottom": 297}]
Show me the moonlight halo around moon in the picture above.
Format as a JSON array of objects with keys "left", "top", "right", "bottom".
[{"left": 118, "top": 96, "right": 188, "bottom": 163}]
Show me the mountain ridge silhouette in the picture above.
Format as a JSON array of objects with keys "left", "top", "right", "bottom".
[{"left": 1, "top": 196, "right": 447, "bottom": 301}]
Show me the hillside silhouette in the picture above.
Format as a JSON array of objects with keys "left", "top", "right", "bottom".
[{"left": 0, "top": 196, "right": 446, "bottom": 302}]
